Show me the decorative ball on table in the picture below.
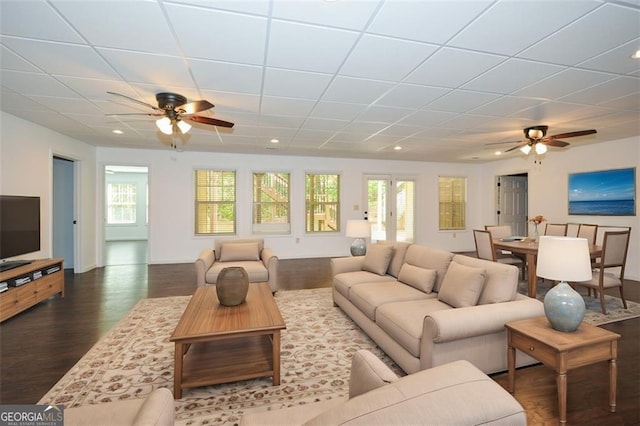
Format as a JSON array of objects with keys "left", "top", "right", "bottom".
[
  {"left": 536, "top": 236, "right": 592, "bottom": 332},
  {"left": 216, "top": 267, "right": 250, "bottom": 306}
]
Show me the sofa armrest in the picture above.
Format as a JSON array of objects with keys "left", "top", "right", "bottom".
[
  {"left": 349, "top": 350, "right": 399, "bottom": 399},
  {"left": 195, "top": 248, "right": 215, "bottom": 287},
  {"left": 330, "top": 256, "right": 365, "bottom": 276},
  {"left": 423, "top": 297, "right": 544, "bottom": 343},
  {"left": 261, "top": 248, "right": 279, "bottom": 292}
]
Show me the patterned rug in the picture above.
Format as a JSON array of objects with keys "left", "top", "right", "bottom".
[{"left": 38, "top": 286, "right": 639, "bottom": 424}]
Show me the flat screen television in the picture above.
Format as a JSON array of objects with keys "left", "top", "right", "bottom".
[{"left": 0, "top": 195, "right": 41, "bottom": 272}]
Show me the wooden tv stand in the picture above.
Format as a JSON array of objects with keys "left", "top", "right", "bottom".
[{"left": 0, "top": 258, "right": 64, "bottom": 322}]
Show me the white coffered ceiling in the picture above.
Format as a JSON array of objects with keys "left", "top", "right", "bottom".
[{"left": 1, "top": 0, "right": 639, "bottom": 162}]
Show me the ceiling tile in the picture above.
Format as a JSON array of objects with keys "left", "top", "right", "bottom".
[
  {"left": 341, "top": 35, "right": 438, "bottom": 81},
  {"left": 449, "top": 1, "right": 600, "bottom": 55},
  {"left": 200, "top": 90, "right": 261, "bottom": 114},
  {"left": 0, "top": 70, "right": 81, "bottom": 97},
  {"left": 368, "top": 1, "right": 492, "bottom": 44},
  {"left": 189, "top": 59, "right": 263, "bottom": 93},
  {"left": 513, "top": 68, "right": 616, "bottom": 100},
  {"left": 578, "top": 39, "right": 640, "bottom": 74},
  {"left": 0, "top": 0, "right": 84, "bottom": 43},
  {"left": 52, "top": 0, "right": 181, "bottom": 55},
  {"left": 559, "top": 76, "right": 640, "bottom": 105},
  {"left": 309, "top": 101, "right": 366, "bottom": 121},
  {"left": 519, "top": 3, "right": 640, "bottom": 66},
  {"left": 267, "top": 20, "right": 359, "bottom": 74},
  {"left": 165, "top": 0, "right": 270, "bottom": 16},
  {"left": 98, "top": 48, "right": 194, "bottom": 86},
  {"left": 27, "top": 96, "right": 104, "bottom": 114},
  {"left": 271, "top": 0, "right": 381, "bottom": 30},
  {"left": 166, "top": 4, "right": 267, "bottom": 65},
  {"left": 260, "top": 96, "right": 316, "bottom": 116},
  {"left": 321, "top": 76, "right": 395, "bottom": 104},
  {"left": 470, "top": 96, "right": 545, "bottom": 117},
  {"left": 406, "top": 47, "right": 506, "bottom": 88},
  {"left": 427, "top": 90, "right": 500, "bottom": 113},
  {"left": 355, "top": 105, "right": 414, "bottom": 123},
  {"left": 462, "top": 59, "right": 565, "bottom": 94},
  {"left": 375, "top": 84, "right": 449, "bottom": 108},
  {"left": 263, "top": 68, "right": 332, "bottom": 99},
  {"left": 0, "top": 45, "right": 41, "bottom": 72}
]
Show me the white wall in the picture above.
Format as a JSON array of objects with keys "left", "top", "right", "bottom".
[
  {"left": 1, "top": 112, "right": 97, "bottom": 272},
  {"left": 481, "top": 137, "right": 639, "bottom": 280},
  {"left": 96, "top": 147, "right": 484, "bottom": 265}
]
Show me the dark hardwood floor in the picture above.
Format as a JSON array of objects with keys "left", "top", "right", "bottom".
[{"left": 1, "top": 256, "right": 638, "bottom": 425}]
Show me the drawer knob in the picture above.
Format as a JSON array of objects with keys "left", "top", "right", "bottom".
[{"left": 529, "top": 346, "right": 535, "bottom": 351}]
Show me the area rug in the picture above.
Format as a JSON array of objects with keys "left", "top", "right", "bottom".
[
  {"left": 38, "top": 286, "right": 639, "bottom": 424},
  {"left": 38, "top": 288, "right": 400, "bottom": 425},
  {"left": 518, "top": 280, "right": 640, "bottom": 326}
]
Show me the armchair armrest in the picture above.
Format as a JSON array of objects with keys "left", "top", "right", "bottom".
[
  {"left": 349, "top": 350, "right": 399, "bottom": 399},
  {"left": 423, "top": 297, "right": 544, "bottom": 343},
  {"left": 261, "top": 248, "right": 279, "bottom": 292},
  {"left": 330, "top": 256, "right": 365, "bottom": 276},
  {"left": 195, "top": 248, "right": 215, "bottom": 287}
]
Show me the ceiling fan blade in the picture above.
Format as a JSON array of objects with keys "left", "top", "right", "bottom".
[
  {"left": 485, "top": 139, "right": 523, "bottom": 146},
  {"left": 505, "top": 142, "right": 529, "bottom": 153},
  {"left": 188, "top": 115, "right": 235, "bottom": 128},
  {"left": 548, "top": 129, "right": 597, "bottom": 139},
  {"left": 107, "top": 91, "right": 160, "bottom": 111},
  {"left": 543, "top": 139, "right": 570, "bottom": 148},
  {"left": 178, "top": 100, "right": 214, "bottom": 114},
  {"left": 106, "top": 112, "right": 163, "bottom": 117}
]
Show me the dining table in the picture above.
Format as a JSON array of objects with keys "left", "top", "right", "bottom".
[{"left": 492, "top": 237, "right": 602, "bottom": 298}]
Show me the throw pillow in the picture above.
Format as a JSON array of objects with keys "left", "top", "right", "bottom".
[
  {"left": 362, "top": 244, "right": 394, "bottom": 276},
  {"left": 437, "top": 261, "right": 486, "bottom": 308},
  {"left": 398, "top": 263, "right": 437, "bottom": 293},
  {"left": 219, "top": 242, "right": 260, "bottom": 262}
]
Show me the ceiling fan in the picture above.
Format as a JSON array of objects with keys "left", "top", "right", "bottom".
[
  {"left": 493, "top": 125, "right": 597, "bottom": 155},
  {"left": 107, "top": 92, "right": 234, "bottom": 136}
]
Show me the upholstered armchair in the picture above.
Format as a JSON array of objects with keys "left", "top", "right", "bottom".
[{"left": 195, "top": 238, "right": 279, "bottom": 292}]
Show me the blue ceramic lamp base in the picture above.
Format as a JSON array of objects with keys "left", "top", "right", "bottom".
[{"left": 543, "top": 281, "right": 586, "bottom": 332}]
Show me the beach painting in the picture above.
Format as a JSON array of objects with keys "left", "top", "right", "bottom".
[{"left": 568, "top": 167, "right": 636, "bottom": 216}]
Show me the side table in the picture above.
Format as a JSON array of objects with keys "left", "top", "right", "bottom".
[{"left": 505, "top": 317, "right": 620, "bottom": 425}]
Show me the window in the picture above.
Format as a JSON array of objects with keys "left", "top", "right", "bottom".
[
  {"left": 107, "top": 183, "right": 136, "bottom": 224},
  {"left": 253, "top": 172, "right": 290, "bottom": 234},
  {"left": 439, "top": 176, "right": 466, "bottom": 230},
  {"left": 366, "top": 175, "right": 415, "bottom": 242},
  {"left": 305, "top": 173, "right": 340, "bottom": 233},
  {"left": 195, "top": 170, "right": 236, "bottom": 235}
]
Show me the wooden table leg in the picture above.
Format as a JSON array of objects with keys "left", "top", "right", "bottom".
[
  {"left": 610, "top": 342, "right": 618, "bottom": 412},
  {"left": 507, "top": 342, "right": 516, "bottom": 393},
  {"left": 557, "top": 371, "right": 567, "bottom": 425},
  {"left": 526, "top": 253, "right": 537, "bottom": 298},
  {"left": 272, "top": 330, "right": 281, "bottom": 386},
  {"left": 174, "top": 342, "right": 183, "bottom": 399}
]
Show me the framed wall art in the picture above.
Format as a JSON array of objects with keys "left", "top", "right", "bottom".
[{"left": 568, "top": 167, "right": 636, "bottom": 216}]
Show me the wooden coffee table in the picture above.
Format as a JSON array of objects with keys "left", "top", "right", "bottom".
[
  {"left": 170, "top": 282, "right": 286, "bottom": 398},
  {"left": 505, "top": 317, "right": 620, "bottom": 424}
]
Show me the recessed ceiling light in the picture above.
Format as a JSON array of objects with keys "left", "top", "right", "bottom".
[
  {"left": 112, "top": 129, "right": 123, "bottom": 134},
  {"left": 270, "top": 138, "right": 279, "bottom": 144},
  {"left": 632, "top": 49, "right": 640, "bottom": 59},
  {"left": 393, "top": 145, "right": 403, "bottom": 151},
  {"left": 494, "top": 151, "right": 502, "bottom": 156}
]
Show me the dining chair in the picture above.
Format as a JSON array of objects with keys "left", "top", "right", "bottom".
[
  {"left": 577, "top": 223, "right": 598, "bottom": 245},
  {"left": 572, "top": 229, "right": 631, "bottom": 314},
  {"left": 566, "top": 223, "right": 581, "bottom": 237},
  {"left": 544, "top": 223, "right": 568, "bottom": 236},
  {"left": 473, "top": 229, "right": 524, "bottom": 279},
  {"left": 485, "top": 225, "right": 527, "bottom": 270}
]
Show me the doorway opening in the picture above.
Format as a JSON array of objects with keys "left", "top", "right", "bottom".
[
  {"left": 495, "top": 173, "right": 529, "bottom": 237},
  {"left": 52, "top": 156, "right": 76, "bottom": 270},
  {"left": 104, "top": 165, "right": 149, "bottom": 265}
]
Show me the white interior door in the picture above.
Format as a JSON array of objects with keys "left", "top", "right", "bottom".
[{"left": 497, "top": 175, "right": 528, "bottom": 236}]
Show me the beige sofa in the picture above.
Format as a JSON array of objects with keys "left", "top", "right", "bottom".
[
  {"left": 64, "top": 388, "right": 175, "bottom": 426},
  {"left": 195, "top": 238, "right": 279, "bottom": 292},
  {"left": 331, "top": 242, "right": 544, "bottom": 375},
  {"left": 241, "top": 349, "right": 526, "bottom": 425}
]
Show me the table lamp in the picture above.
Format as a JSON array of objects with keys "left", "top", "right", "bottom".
[
  {"left": 345, "top": 220, "right": 371, "bottom": 256},
  {"left": 536, "top": 236, "right": 592, "bottom": 332}
]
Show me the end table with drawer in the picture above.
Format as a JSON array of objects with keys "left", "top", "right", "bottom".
[{"left": 505, "top": 317, "right": 620, "bottom": 425}]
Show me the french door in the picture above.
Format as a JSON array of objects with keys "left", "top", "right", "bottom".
[{"left": 365, "top": 175, "right": 416, "bottom": 243}]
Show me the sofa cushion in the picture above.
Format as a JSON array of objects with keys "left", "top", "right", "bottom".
[
  {"left": 376, "top": 299, "right": 451, "bottom": 357},
  {"left": 362, "top": 244, "right": 394, "bottom": 275},
  {"left": 349, "top": 282, "right": 431, "bottom": 321},
  {"left": 376, "top": 240, "right": 411, "bottom": 277},
  {"left": 215, "top": 238, "right": 264, "bottom": 260},
  {"left": 402, "top": 245, "right": 454, "bottom": 292},
  {"left": 438, "top": 261, "right": 486, "bottom": 308},
  {"left": 398, "top": 264, "right": 437, "bottom": 293},
  {"left": 207, "top": 261, "right": 268, "bottom": 283},
  {"left": 333, "top": 271, "right": 396, "bottom": 299},
  {"left": 452, "top": 254, "right": 519, "bottom": 304},
  {"left": 219, "top": 242, "right": 260, "bottom": 262}
]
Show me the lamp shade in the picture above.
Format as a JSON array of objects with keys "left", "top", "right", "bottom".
[
  {"left": 345, "top": 220, "right": 371, "bottom": 238},
  {"left": 156, "top": 117, "right": 173, "bottom": 135},
  {"left": 537, "top": 236, "right": 592, "bottom": 282}
]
